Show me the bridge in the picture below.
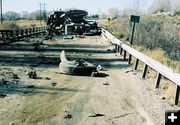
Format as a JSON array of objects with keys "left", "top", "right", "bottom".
[{"left": 0, "top": 25, "right": 180, "bottom": 124}]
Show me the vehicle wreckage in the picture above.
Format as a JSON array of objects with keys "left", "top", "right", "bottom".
[
  {"left": 46, "top": 9, "right": 101, "bottom": 35},
  {"left": 59, "top": 51, "right": 98, "bottom": 76}
]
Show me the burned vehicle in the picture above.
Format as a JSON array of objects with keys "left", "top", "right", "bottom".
[{"left": 46, "top": 9, "right": 100, "bottom": 35}]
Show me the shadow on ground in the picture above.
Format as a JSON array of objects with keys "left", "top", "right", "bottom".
[{"left": 0, "top": 83, "right": 81, "bottom": 96}]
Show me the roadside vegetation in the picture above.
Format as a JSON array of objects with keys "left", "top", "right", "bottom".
[
  {"left": 99, "top": 15, "right": 180, "bottom": 74},
  {"left": 98, "top": 0, "right": 180, "bottom": 74},
  {"left": 0, "top": 20, "right": 45, "bottom": 30}
]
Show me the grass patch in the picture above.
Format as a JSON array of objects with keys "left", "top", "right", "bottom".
[
  {"left": 99, "top": 16, "right": 180, "bottom": 75},
  {"left": 132, "top": 45, "right": 180, "bottom": 75},
  {"left": 0, "top": 20, "right": 45, "bottom": 30},
  {"left": 0, "top": 21, "right": 20, "bottom": 30}
]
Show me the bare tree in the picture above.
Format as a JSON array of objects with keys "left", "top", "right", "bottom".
[
  {"left": 108, "top": 7, "right": 119, "bottom": 19},
  {"left": 21, "top": 11, "right": 29, "bottom": 19},
  {"left": 173, "top": 0, "right": 180, "bottom": 15},
  {"left": 148, "top": 0, "right": 171, "bottom": 14},
  {"left": 4, "top": 11, "right": 21, "bottom": 20},
  {"left": 122, "top": 8, "right": 135, "bottom": 17}
]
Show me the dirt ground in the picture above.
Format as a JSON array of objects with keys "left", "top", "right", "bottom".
[{"left": 0, "top": 35, "right": 179, "bottom": 125}]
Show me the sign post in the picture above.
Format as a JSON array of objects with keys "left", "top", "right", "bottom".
[
  {"left": 128, "top": 15, "right": 140, "bottom": 64},
  {"left": 130, "top": 15, "right": 140, "bottom": 45}
]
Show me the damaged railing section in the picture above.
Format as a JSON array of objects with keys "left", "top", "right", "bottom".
[
  {"left": 101, "top": 28, "right": 180, "bottom": 105},
  {"left": 0, "top": 26, "right": 47, "bottom": 41}
]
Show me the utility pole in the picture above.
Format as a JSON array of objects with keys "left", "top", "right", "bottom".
[
  {"left": 39, "top": 2, "right": 42, "bottom": 21},
  {"left": 39, "top": 2, "right": 46, "bottom": 21},
  {"left": 98, "top": 8, "right": 101, "bottom": 17},
  {"left": 42, "top": 2, "right": 47, "bottom": 20},
  {"left": 137, "top": 0, "right": 139, "bottom": 15},
  {"left": 0, "top": 0, "right": 3, "bottom": 24}
]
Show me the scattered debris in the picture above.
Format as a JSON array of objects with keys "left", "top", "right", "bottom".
[
  {"left": 59, "top": 51, "right": 97, "bottom": 76},
  {"left": 76, "top": 35, "right": 85, "bottom": 38},
  {"left": 0, "top": 93, "right": 7, "bottom": 98},
  {"left": 9, "top": 122, "right": 15, "bottom": 125},
  {"left": 88, "top": 53, "right": 92, "bottom": 56},
  {"left": 0, "top": 79, "right": 8, "bottom": 85},
  {"left": 27, "top": 70, "right": 37, "bottom": 79},
  {"left": 113, "top": 113, "right": 133, "bottom": 119},
  {"left": 83, "top": 32, "right": 94, "bottom": 36},
  {"left": 103, "top": 82, "right": 110, "bottom": 86},
  {"left": 45, "top": 35, "right": 53, "bottom": 40},
  {"left": 64, "top": 114, "right": 73, "bottom": 119},
  {"left": 125, "top": 69, "right": 133, "bottom": 73},
  {"left": 43, "top": 61, "right": 54, "bottom": 64},
  {"left": 96, "top": 65, "right": 102, "bottom": 71},
  {"left": 34, "top": 46, "right": 40, "bottom": 51},
  {"left": 109, "top": 113, "right": 133, "bottom": 120},
  {"left": 51, "top": 82, "right": 57, "bottom": 87},
  {"left": 163, "top": 86, "right": 168, "bottom": 90},
  {"left": 107, "top": 49, "right": 111, "bottom": 52},
  {"left": 12, "top": 73, "right": 20, "bottom": 79},
  {"left": 113, "top": 49, "right": 116, "bottom": 53},
  {"left": 91, "top": 71, "right": 98, "bottom": 77},
  {"left": 27, "top": 85, "right": 35, "bottom": 88},
  {"left": 89, "top": 113, "right": 105, "bottom": 117},
  {"left": 161, "top": 97, "right": 166, "bottom": 100},
  {"left": 30, "top": 64, "right": 38, "bottom": 67},
  {"left": 63, "top": 36, "right": 74, "bottom": 39},
  {"left": 45, "top": 77, "right": 51, "bottom": 80},
  {"left": 12, "top": 80, "right": 19, "bottom": 85}
]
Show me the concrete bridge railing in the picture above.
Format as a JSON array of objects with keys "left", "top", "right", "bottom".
[{"left": 101, "top": 28, "right": 180, "bottom": 105}]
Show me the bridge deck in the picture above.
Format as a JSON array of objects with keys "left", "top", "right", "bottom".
[{"left": 0, "top": 36, "right": 177, "bottom": 125}]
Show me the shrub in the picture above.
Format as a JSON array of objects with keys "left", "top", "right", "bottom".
[{"left": 112, "top": 31, "right": 124, "bottom": 39}]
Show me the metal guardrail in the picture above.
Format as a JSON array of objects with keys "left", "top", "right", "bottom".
[
  {"left": 101, "top": 28, "right": 180, "bottom": 105},
  {"left": 0, "top": 26, "right": 47, "bottom": 41}
]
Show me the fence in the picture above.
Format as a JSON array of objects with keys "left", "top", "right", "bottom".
[{"left": 0, "top": 26, "right": 47, "bottom": 41}]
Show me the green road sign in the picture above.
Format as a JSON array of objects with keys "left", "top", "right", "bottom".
[{"left": 130, "top": 15, "right": 140, "bottom": 23}]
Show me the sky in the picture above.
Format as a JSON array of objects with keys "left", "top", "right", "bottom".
[{"left": 2, "top": 0, "right": 154, "bottom": 14}]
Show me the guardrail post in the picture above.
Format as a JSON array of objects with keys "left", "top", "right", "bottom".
[
  {"left": 1, "top": 31, "right": 4, "bottom": 38},
  {"left": 155, "top": 73, "right": 162, "bottom": 88},
  {"left": 40, "top": 27, "right": 42, "bottom": 32},
  {"left": 29, "top": 28, "right": 32, "bottom": 35},
  {"left": 128, "top": 54, "right": 132, "bottom": 64},
  {"left": 10, "top": 31, "right": 13, "bottom": 39},
  {"left": 142, "top": 64, "right": 148, "bottom": 79},
  {"left": 124, "top": 50, "right": 127, "bottom": 60},
  {"left": 175, "top": 85, "right": 180, "bottom": 105},
  {"left": 25, "top": 29, "right": 28, "bottom": 35},
  {"left": 115, "top": 44, "right": 118, "bottom": 52},
  {"left": 117, "top": 45, "right": 120, "bottom": 52},
  {"left": 32, "top": 27, "right": 35, "bottom": 34},
  {"left": 21, "top": 30, "right": 24, "bottom": 37},
  {"left": 16, "top": 30, "right": 19, "bottom": 38},
  {"left": 134, "top": 58, "right": 139, "bottom": 70},
  {"left": 5, "top": 31, "right": 9, "bottom": 39},
  {"left": 12, "top": 30, "right": 16, "bottom": 40},
  {"left": 35, "top": 27, "right": 38, "bottom": 33},
  {"left": 120, "top": 48, "right": 123, "bottom": 55}
]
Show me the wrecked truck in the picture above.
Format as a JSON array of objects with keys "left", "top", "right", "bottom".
[{"left": 46, "top": 9, "right": 100, "bottom": 35}]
